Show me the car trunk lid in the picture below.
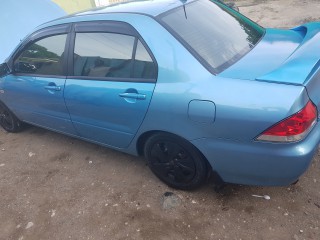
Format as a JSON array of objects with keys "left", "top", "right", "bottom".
[
  {"left": 257, "top": 23, "right": 320, "bottom": 112},
  {"left": 221, "top": 22, "right": 320, "bottom": 111},
  {"left": 256, "top": 23, "right": 320, "bottom": 85}
]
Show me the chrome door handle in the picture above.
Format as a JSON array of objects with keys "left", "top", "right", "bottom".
[
  {"left": 119, "top": 92, "right": 146, "bottom": 100},
  {"left": 45, "top": 85, "right": 61, "bottom": 91}
]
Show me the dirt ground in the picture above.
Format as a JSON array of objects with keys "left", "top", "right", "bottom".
[{"left": 1, "top": 1, "right": 320, "bottom": 240}]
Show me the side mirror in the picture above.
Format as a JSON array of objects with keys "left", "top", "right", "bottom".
[
  {"left": 0, "top": 63, "right": 10, "bottom": 77},
  {"left": 14, "top": 61, "right": 36, "bottom": 73}
]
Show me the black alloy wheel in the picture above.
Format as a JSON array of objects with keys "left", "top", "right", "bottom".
[
  {"left": 0, "top": 103, "right": 23, "bottom": 133},
  {"left": 144, "top": 133, "right": 208, "bottom": 190}
]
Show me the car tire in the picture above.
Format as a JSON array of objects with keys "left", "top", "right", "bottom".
[
  {"left": 144, "top": 132, "right": 208, "bottom": 190},
  {"left": 0, "top": 103, "right": 24, "bottom": 133}
]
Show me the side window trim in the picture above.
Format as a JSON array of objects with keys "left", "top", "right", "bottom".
[
  {"left": 131, "top": 37, "right": 139, "bottom": 78},
  {"left": 8, "top": 24, "right": 71, "bottom": 69},
  {"left": 66, "top": 76, "right": 157, "bottom": 83},
  {"left": 67, "top": 23, "right": 76, "bottom": 77},
  {"left": 9, "top": 24, "right": 72, "bottom": 78},
  {"left": 74, "top": 21, "right": 137, "bottom": 35},
  {"left": 67, "top": 21, "right": 158, "bottom": 83}
]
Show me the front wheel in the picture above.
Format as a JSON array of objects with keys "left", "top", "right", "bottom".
[
  {"left": 0, "top": 103, "right": 24, "bottom": 133},
  {"left": 144, "top": 133, "right": 208, "bottom": 190}
]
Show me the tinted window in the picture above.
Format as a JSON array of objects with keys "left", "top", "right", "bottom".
[
  {"left": 74, "top": 32, "right": 135, "bottom": 78},
  {"left": 133, "top": 40, "right": 156, "bottom": 79},
  {"left": 160, "top": 0, "right": 265, "bottom": 73},
  {"left": 73, "top": 32, "right": 156, "bottom": 80},
  {"left": 14, "top": 34, "right": 67, "bottom": 75}
]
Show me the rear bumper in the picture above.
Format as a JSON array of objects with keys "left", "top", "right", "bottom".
[{"left": 191, "top": 122, "right": 320, "bottom": 186}]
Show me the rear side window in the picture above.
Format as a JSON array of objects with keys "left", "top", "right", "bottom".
[
  {"left": 159, "top": 0, "right": 265, "bottom": 73},
  {"left": 14, "top": 34, "right": 67, "bottom": 76},
  {"left": 73, "top": 32, "right": 156, "bottom": 80},
  {"left": 74, "top": 33, "right": 134, "bottom": 78},
  {"left": 134, "top": 40, "right": 156, "bottom": 79}
]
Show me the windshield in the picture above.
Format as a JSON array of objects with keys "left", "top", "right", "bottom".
[{"left": 159, "top": 0, "right": 265, "bottom": 73}]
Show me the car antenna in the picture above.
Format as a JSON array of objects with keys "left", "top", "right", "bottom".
[{"left": 180, "top": 0, "right": 187, "bottom": 19}]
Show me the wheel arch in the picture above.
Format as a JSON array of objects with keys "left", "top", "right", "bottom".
[
  {"left": 136, "top": 130, "right": 213, "bottom": 171},
  {"left": 0, "top": 99, "right": 24, "bottom": 133},
  {"left": 136, "top": 130, "right": 162, "bottom": 156}
]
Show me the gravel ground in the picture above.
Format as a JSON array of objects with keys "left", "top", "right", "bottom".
[{"left": 1, "top": 1, "right": 320, "bottom": 240}]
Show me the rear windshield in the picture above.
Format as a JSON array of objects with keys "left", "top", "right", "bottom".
[{"left": 159, "top": 0, "right": 265, "bottom": 73}]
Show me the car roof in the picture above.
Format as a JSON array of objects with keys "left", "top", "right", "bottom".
[
  {"left": 37, "top": 0, "right": 195, "bottom": 30},
  {"left": 73, "top": 0, "right": 187, "bottom": 17}
]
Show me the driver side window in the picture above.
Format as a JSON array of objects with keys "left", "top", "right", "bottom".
[{"left": 14, "top": 34, "right": 67, "bottom": 76}]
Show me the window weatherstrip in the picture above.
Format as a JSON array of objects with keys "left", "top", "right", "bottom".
[{"left": 131, "top": 37, "right": 138, "bottom": 78}]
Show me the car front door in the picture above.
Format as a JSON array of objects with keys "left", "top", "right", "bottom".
[
  {"left": 64, "top": 22, "right": 157, "bottom": 148},
  {"left": 3, "top": 24, "right": 76, "bottom": 134}
]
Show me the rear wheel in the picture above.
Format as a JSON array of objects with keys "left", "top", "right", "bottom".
[
  {"left": 144, "top": 133, "right": 208, "bottom": 190},
  {"left": 0, "top": 103, "right": 23, "bottom": 133}
]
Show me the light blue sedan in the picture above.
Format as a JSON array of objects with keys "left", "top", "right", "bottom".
[{"left": 0, "top": 0, "right": 319, "bottom": 190}]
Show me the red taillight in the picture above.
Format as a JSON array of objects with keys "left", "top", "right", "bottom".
[{"left": 257, "top": 101, "right": 317, "bottom": 142}]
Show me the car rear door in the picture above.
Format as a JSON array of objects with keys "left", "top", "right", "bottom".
[
  {"left": 64, "top": 21, "right": 157, "bottom": 148},
  {"left": 3, "top": 24, "right": 76, "bottom": 134}
]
